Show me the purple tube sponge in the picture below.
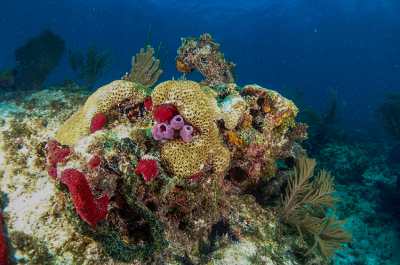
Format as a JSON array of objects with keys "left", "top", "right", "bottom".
[
  {"left": 171, "top": 115, "right": 184, "bottom": 130},
  {"left": 152, "top": 123, "right": 175, "bottom": 140},
  {"left": 180, "top": 125, "right": 193, "bottom": 142},
  {"left": 152, "top": 124, "right": 163, "bottom": 140}
]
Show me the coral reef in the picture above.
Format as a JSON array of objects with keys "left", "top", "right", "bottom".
[
  {"left": 151, "top": 80, "right": 232, "bottom": 178},
  {"left": 176, "top": 33, "right": 236, "bottom": 86},
  {"left": 9, "top": 73, "right": 302, "bottom": 263},
  {"left": 0, "top": 213, "right": 7, "bottom": 265},
  {"left": 285, "top": 85, "right": 347, "bottom": 127},
  {"left": 0, "top": 33, "right": 361, "bottom": 264},
  {"left": 0, "top": 67, "right": 18, "bottom": 92},
  {"left": 14, "top": 29, "right": 66, "bottom": 91}
]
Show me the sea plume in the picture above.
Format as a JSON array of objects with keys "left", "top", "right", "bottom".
[{"left": 280, "top": 157, "right": 353, "bottom": 261}]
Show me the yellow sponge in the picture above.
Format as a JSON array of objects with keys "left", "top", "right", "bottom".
[{"left": 56, "top": 80, "right": 151, "bottom": 146}]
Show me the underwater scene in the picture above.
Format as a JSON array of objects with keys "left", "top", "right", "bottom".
[{"left": 0, "top": 0, "right": 399, "bottom": 264}]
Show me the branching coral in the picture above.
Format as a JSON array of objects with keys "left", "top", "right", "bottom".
[
  {"left": 285, "top": 86, "right": 347, "bottom": 126},
  {"left": 124, "top": 45, "right": 164, "bottom": 87}
]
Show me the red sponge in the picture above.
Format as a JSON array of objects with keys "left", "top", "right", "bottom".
[
  {"left": 90, "top": 113, "right": 106, "bottom": 134},
  {"left": 0, "top": 213, "right": 7, "bottom": 265},
  {"left": 60, "top": 169, "right": 108, "bottom": 227},
  {"left": 144, "top": 98, "right": 153, "bottom": 112},
  {"left": 46, "top": 165, "right": 58, "bottom": 180},
  {"left": 152, "top": 104, "right": 178, "bottom": 124},
  {"left": 136, "top": 159, "right": 158, "bottom": 181},
  {"left": 45, "top": 140, "right": 70, "bottom": 166},
  {"left": 88, "top": 155, "right": 101, "bottom": 168}
]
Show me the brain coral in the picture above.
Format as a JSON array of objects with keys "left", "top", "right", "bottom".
[
  {"left": 56, "top": 80, "right": 151, "bottom": 146},
  {"left": 151, "top": 80, "right": 231, "bottom": 178}
]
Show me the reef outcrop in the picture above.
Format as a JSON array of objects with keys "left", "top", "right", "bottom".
[{"left": 0, "top": 34, "right": 340, "bottom": 265}]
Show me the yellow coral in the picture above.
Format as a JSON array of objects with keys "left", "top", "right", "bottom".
[
  {"left": 152, "top": 80, "right": 231, "bottom": 178},
  {"left": 208, "top": 84, "right": 246, "bottom": 130},
  {"left": 56, "top": 80, "right": 151, "bottom": 146},
  {"left": 226, "top": 130, "right": 243, "bottom": 145}
]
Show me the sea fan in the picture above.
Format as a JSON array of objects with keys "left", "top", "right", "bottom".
[{"left": 280, "top": 157, "right": 353, "bottom": 261}]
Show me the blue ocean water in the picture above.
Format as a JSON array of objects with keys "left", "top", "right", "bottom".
[
  {"left": 1, "top": 0, "right": 400, "bottom": 264},
  {"left": 1, "top": 0, "right": 399, "bottom": 127}
]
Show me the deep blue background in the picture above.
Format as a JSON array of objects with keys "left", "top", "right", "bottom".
[{"left": 1, "top": 0, "right": 399, "bottom": 129}]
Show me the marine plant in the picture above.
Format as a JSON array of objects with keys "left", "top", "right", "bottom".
[
  {"left": 123, "top": 45, "right": 164, "bottom": 87},
  {"left": 279, "top": 157, "right": 353, "bottom": 261},
  {"left": 68, "top": 43, "right": 116, "bottom": 91}
]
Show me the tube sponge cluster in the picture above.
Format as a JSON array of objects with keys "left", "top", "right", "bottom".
[
  {"left": 152, "top": 114, "right": 194, "bottom": 142},
  {"left": 151, "top": 80, "right": 231, "bottom": 178}
]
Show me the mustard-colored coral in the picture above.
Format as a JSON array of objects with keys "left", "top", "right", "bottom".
[
  {"left": 209, "top": 84, "right": 246, "bottom": 130},
  {"left": 243, "top": 84, "right": 298, "bottom": 135},
  {"left": 226, "top": 130, "right": 243, "bottom": 146},
  {"left": 56, "top": 80, "right": 151, "bottom": 146},
  {"left": 151, "top": 80, "right": 231, "bottom": 178}
]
